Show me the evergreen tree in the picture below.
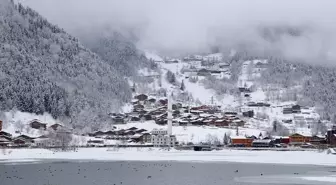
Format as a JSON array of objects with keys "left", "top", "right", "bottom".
[
  {"left": 166, "top": 70, "right": 176, "bottom": 84},
  {"left": 223, "top": 133, "right": 229, "bottom": 145},
  {"left": 180, "top": 80, "right": 185, "bottom": 91}
]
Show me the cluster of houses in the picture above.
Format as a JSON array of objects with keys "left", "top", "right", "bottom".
[
  {"left": 0, "top": 119, "right": 70, "bottom": 148},
  {"left": 283, "top": 105, "right": 301, "bottom": 114},
  {"left": 88, "top": 127, "right": 177, "bottom": 147},
  {"left": 179, "top": 55, "right": 231, "bottom": 80},
  {"left": 89, "top": 126, "right": 151, "bottom": 144},
  {"left": 110, "top": 94, "right": 247, "bottom": 129},
  {"left": 230, "top": 126, "right": 336, "bottom": 148}
]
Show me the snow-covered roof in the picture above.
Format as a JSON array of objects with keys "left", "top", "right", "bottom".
[
  {"left": 230, "top": 136, "right": 247, "bottom": 139},
  {"left": 232, "top": 119, "right": 243, "bottom": 123},
  {"left": 131, "top": 134, "right": 142, "bottom": 138},
  {"left": 0, "top": 137, "right": 11, "bottom": 142},
  {"left": 252, "top": 139, "right": 272, "bottom": 143},
  {"left": 273, "top": 136, "right": 289, "bottom": 139},
  {"left": 292, "top": 133, "right": 312, "bottom": 137}
]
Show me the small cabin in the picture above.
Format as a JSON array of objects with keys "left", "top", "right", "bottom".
[
  {"left": 49, "top": 123, "right": 63, "bottom": 131},
  {"left": 29, "top": 120, "right": 47, "bottom": 130},
  {"left": 289, "top": 133, "right": 312, "bottom": 145},
  {"left": 134, "top": 94, "right": 148, "bottom": 101},
  {"left": 230, "top": 136, "right": 254, "bottom": 147},
  {"left": 252, "top": 139, "right": 275, "bottom": 148}
]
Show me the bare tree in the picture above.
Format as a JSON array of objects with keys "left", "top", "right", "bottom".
[
  {"left": 48, "top": 128, "right": 73, "bottom": 151},
  {"left": 14, "top": 120, "right": 24, "bottom": 133}
]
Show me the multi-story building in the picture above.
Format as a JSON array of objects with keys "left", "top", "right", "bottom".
[{"left": 151, "top": 129, "right": 176, "bottom": 147}]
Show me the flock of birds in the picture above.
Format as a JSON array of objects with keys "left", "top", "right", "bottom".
[{"left": 0, "top": 162, "right": 306, "bottom": 185}]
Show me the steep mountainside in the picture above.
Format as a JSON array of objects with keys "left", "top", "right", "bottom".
[
  {"left": 84, "top": 32, "right": 150, "bottom": 77},
  {"left": 0, "top": 1, "right": 131, "bottom": 126}
]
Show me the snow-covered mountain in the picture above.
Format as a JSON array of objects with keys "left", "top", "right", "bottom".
[
  {"left": 0, "top": 1, "right": 137, "bottom": 127},
  {"left": 141, "top": 50, "right": 334, "bottom": 137}
]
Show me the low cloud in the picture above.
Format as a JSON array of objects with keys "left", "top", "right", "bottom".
[{"left": 23, "top": 0, "right": 336, "bottom": 64}]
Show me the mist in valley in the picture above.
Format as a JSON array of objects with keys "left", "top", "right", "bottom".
[{"left": 20, "top": 0, "right": 336, "bottom": 65}]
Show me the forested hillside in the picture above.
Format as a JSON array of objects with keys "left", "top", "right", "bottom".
[
  {"left": 260, "top": 57, "right": 336, "bottom": 121},
  {"left": 0, "top": 1, "right": 132, "bottom": 126},
  {"left": 84, "top": 32, "right": 150, "bottom": 77}
]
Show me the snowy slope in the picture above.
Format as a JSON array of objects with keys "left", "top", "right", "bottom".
[
  {"left": 144, "top": 50, "right": 163, "bottom": 62},
  {"left": 1, "top": 111, "right": 58, "bottom": 137}
]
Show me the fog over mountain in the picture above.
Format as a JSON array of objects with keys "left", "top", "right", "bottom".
[{"left": 23, "top": 0, "right": 336, "bottom": 64}]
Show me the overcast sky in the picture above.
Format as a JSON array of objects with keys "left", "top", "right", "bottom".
[{"left": 22, "top": 0, "right": 336, "bottom": 64}]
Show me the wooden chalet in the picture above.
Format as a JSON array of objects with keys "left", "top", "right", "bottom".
[
  {"left": 230, "top": 136, "right": 253, "bottom": 147},
  {"left": 327, "top": 126, "right": 336, "bottom": 146},
  {"left": 0, "top": 131, "right": 12, "bottom": 138},
  {"left": 131, "top": 133, "right": 151, "bottom": 143},
  {"left": 252, "top": 139, "right": 275, "bottom": 148},
  {"left": 213, "top": 119, "right": 229, "bottom": 127},
  {"left": 273, "top": 136, "right": 290, "bottom": 144},
  {"left": 49, "top": 123, "right": 63, "bottom": 131},
  {"left": 310, "top": 135, "right": 326, "bottom": 145},
  {"left": 197, "top": 68, "right": 210, "bottom": 76},
  {"left": 289, "top": 133, "right": 312, "bottom": 145},
  {"left": 134, "top": 94, "right": 148, "bottom": 101},
  {"left": 283, "top": 108, "right": 293, "bottom": 114},
  {"left": 0, "top": 134, "right": 11, "bottom": 147},
  {"left": 29, "top": 119, "right": 47, "bottom": 130},
  {"left": 243, "top": 110, "right": 254, "bottom": 118}
]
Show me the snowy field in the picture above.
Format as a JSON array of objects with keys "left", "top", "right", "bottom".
[{"left": 1, "top": 148, "right": 336, "bottom": 166}]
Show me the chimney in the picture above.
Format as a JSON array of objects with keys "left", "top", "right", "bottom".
[{"left": 167, "top": 95, "right": 173, "bottom": 136}]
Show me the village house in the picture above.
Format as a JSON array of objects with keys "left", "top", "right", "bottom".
[
  {"left": 273, "top": 136, "right": 290, "bottom": 145},
  {"left": 213, "top": 119, "right": 229, "bottom": 127},
  {"left": 165, "top": 59, "right": 179, "bottom": 63},
  {"left": 0, "top": 130, "right": 12, "bottom": 138},
  {"left": 252, "top": 139, "right": 275, "bottom": 148},
  {"left": 33, "top": 135, "right": 54, "bottom": 148},
  {"left": 283, "top": 107, "right": 293, "bottom": 114},
  {"left": 310, "top": 135, "right": 326, "bottom": 145},
  {"left": 131, "top": 132, "right": 151, "bottom": 143},
  {"left": 230, "top": 136, "right": 254, "bottom": 147},
  {"left": 0, "top": 131, "right": 12, "bottom": 147},
  {"left": 327, "top": 126, "right": 336, "bottom": 146},
  {"left": 49, "top": 123, "right": 63, "bottom": 131},
  {"left": 134, "top": 94, "right": 148, "bottom": 101},
  {"left": 29, "top": 119, "right": 47, "bottom": 130},
  {"left": 289, "top": 133, "right": 312, "bottom": 145},
  {"left": 243, "top": 110, "right": 254, "bottom": 118},
  {"left": 197, "top": 68, "right": 210, "bottom": 76}
]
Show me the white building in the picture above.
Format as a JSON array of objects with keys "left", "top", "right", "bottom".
[
  {"left": 33, "top": 136, "right": 61, "bottom": 148},
  {"left": 151, "top": 129, "right": 176, "bottom": 147},
  {"left": 151, "top": 94, "right": 177, "bottom": 147}
]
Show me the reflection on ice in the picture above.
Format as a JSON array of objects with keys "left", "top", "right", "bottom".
[
  {"left": 302, "top": 176, "right": 336, "bottom": 183},
  {"left": 236, "top": 174, "right": 336, "bottom": 184}
]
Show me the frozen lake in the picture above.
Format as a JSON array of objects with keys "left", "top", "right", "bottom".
[{"left": 1, "top": 160, "right": 335, "bottom": 185}]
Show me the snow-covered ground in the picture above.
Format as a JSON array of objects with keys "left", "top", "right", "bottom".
[
  {"left": 1, "top": 111, "right": 58, "bottom": 137},
  {"left": 1, "top": 148, "right": 335, "bottom": 166},
  {"left": 302, "top": 176, "right": 336, "bottom": 183},
  {"left": 159, "top": 62, "right": 236, "bottom": 107}
]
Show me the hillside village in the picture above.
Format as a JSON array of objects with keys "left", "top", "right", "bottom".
[{"left": 1, "top": 52, "right": 336, "bottom": 151}]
